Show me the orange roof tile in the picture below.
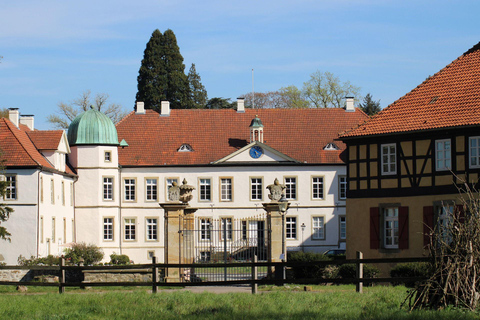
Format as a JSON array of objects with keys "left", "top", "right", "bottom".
[
  {"left": 341, "top": 42, "right": 480, "bottom": 138},
  {"left": 27, "top": 130, "right": 63, "bottom": 150},
  {"left": 116, "top": 108, "right": 368, "bottom": 166}
]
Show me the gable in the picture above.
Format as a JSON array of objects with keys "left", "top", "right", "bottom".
[{"left": 213, "top": 142, "right": 299, "bottom": 164}]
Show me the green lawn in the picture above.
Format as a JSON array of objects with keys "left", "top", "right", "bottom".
[{"left": 0, "top": 285, "right": 478, "bottom": 319}]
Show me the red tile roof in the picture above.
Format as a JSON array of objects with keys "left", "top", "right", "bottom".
[
  {"left": 341, "top": 42, "right": 480, "bottom": 138},
  {"left": 116, "top": 108, "right": 369, "bottom": 166},
  {"left": 27, "top": 130, "right": 63, "bottom": 150}
]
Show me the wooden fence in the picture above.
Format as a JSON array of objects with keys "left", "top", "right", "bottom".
[{"left": 0, "top": 254, "right": 432, "bottom": 294}]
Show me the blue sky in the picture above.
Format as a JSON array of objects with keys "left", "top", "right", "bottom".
[{"left": 1, "top": 0, "right": 479, "bottom": 129}]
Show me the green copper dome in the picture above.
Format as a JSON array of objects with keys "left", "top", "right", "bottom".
[
  {"left": 249, "top": 115, "right": 264, "bottom": 128},
  {"left": 67, "top": 108, "right": 119, "bottom": 146}
]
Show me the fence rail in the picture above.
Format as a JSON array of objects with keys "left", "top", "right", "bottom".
[{"left": 0, "top": 253, "right": 433, "bottom": 294}]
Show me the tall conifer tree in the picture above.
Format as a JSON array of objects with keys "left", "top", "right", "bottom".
[{"left": 187, "top": 63, "right": 208, "bottom": 108}]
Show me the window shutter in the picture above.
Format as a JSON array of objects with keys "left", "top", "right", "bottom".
[
  {"left": 370, "top": 207, "right": 380, "bottom": 249},
  {"left": 398, "top": 206, "right": 409, "bottom": 250},
  {"left": 423, "top": 206, "right": 434, "bottom": 247}
]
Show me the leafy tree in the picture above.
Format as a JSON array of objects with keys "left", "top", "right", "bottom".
[
  {"left": 187, "top": 63, "right": 208, "bottom": 108},
  {"left": 64, "top": 242, "right": 104, "bottom": 266},
  {"left": 278, "top": 86, "right": 309, "bottom": 109},
  {"left": 136, "top": 29, "right": 191, "bottom": 110},
  {"left": 206, "top": 97, "right": 236, "bottom": 109},
  {"left": 0, "top": 159, "right": 14, "bottom": 242},
  {"left": 47, "top": 90, "right": 128, "bottom": 129},
  {"left": 359, "top": 93, "right": 381, "bottom": 116},
  {"left": 303, "top": 71, "right": 360, "bottom": 108},
  {"left": 0, "top": 108, "right": 9, "bottom": 118}
]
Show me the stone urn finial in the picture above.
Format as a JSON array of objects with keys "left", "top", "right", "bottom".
[
  {"left": 266, "top": 178, "right": 286, "bottom": 202},
  {"left": 179, "top": 178, "right": 195, "bottom": 204}
]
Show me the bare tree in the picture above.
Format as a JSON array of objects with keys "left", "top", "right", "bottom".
[{"left": 47, "top": 90, "right": 128, "bottom": 129}]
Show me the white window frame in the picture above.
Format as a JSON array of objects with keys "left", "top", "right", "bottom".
[
  {"left": 199, "top": 178, "right": 211, "bottom": 201},
  {"left": 312, "top": 176, "right": 324, "bottom": 200},
  {"left": 124, "top": 218, "right": 136, "bottom": 241},
  {"left": 339, "top": 216, "right": 346, "bottom": 240},
  {"left": 103, "top": 177, "right": 114, "bottom": 201},
  {"left": 470, "top": 136, "right": 480, "bottom": 168},
  {"left": 284, "top": 177, "right": 297, "bottom": 200},
  {"left": 146, "top": 218, "right": 158, "bottom": 241},
  {"left": 381, "top": 143, "right": 397, "bottom": 175},
  {"left": 220, "top": 178, "right": 232, "bottom": 202},
  {"left": 286, "top": 216, "right": 297, "bottom": 240},
  {"left": 200, "top": 218, "right": 211, "bottom": 240},
  {"left": 221, "top": 217, "right": 233, "bottom": 240},
  {"left": 104, "top": 151, "right": 112, "bottom": 162},
  {"left": 339, "top": 175, "right": 347, "bottom": 200},
  {"left": 124, "top": 178, "right": 136, "bottom": 201},
  {"left": 250, "top": 177, "right": 263, "bottom": 201},
  {"left": 103, "top": 218, "right": 114, "bottom": 241},
  {"left": 383, "top": 207, "right": 399, "bottom": 249},
  {"left": 436, "top": 139, "right": 451, "bottom": 171},
  {"left": 146, "top": 178, "right": 158, "bottom": 201},
  {"left": 5, "top": 175, "right": 16, "bottom": 200},
  {"left": 312, "top": 216, "right": 325, "bottom": 240}
]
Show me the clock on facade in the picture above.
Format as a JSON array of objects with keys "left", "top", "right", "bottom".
[{"left": 249, "top": 146, "right": 264, "bottom": 159}]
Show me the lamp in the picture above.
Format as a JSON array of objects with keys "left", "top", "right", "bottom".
[{"left": 278, "top": 195, "right": 289, "bottom": 214}]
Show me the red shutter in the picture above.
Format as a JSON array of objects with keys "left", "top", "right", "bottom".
[
  {"left": 370, "top": 207, "right": 380, "bottom": 249},
  {"left": 398, "top": 206, "right": 409, "bottom": 249},
  {"left": 423, "top": 206, "right": 434, "bottom": 247}
]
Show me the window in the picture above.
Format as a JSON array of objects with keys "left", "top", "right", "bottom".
[
  {"left": 381, "top": 144, "right": 396, "bottom": 175},
  {"left": 146, "top": 218, "right": 158, "bottom": 241},
  {"left": 220, "top": 178, "right": 232, "bottom": 201},
  {"left": 339, "top": 176, "right": 347, "bottom": 200},
  {"left": 50, "top": 179, "right": 55, "bottom": 204},
  {"left": 241, "top": 220, "right": 247, "bottom": 240},
  {"left": 312, "top": 216, "right": 325, "bottom": 240},
  {"left": 178, "top": 144, "right": 193, "bottom": 152},
  {"left": 221, "top": 218, "right": 233, "bottom": 240},
  {"left": 70, "top": 183, "right": 74, "bottom": 206},
  {"left": 200, "top": 218, "right": 211, "bottom": 240},
  {"left": 104, "top": 218, "right": 113, "bottom": 241},
  {"left": 166, "top": 178, "right": 179, "bottom": 201},
  {"left": 61, "top": 181, "right": 65, "bottom": 205},
  {"left": 124, "top": 218, "right": 136, "bottom": 240},
  {"left": 40, "top": 216, "right": 44, "bottom": 243},
  {"left": 124, "top": 179, "right": 136, "bottom": 201},
  {"left": 285, "top": 177, "right": 297, "bottom": 200},
  {"left": 146, "top": 179, "right": 158, "bottom": 201},
  {"left": 436, "top": 139, "right": 451, "bottom": 171},
  {"left": 200, "top": 251, "right": 211, "bottom": 262},
  {"left": 40, "top": 176, "right": 44, "bottom": 203},
  {"left": 72, "top": 219, "right": 75, "bottom": 241},
  {"left": 250, "top": 178, "right": 263, "bottom": 200},
  {"left": 312, "top": 177, "right": 324, "bottom": 200},
  {"left": 104, "top": 151, "right": 111, "bottom": 162},
  {"left": 384, "top": 207, "right": 399, "bottom": 249},
  {"left": 199, "top": 178, "right": 211, "bottom": 201},
  {"left": 436, "top": 203, "right": 454, "bottom": 242},
  {"left": 103, "top": 177, "right": 113, "bottom": 200},
  {"left": 52, "top": 217, "right": 56, "bottom": 243},
  {"left": 339, "top": 216, "right": 346, "bottom": 240},
  {"left": 63, "top": 218, "right": 67, "bottom": 242},
  {"left": 286, "top": 217, "right": 297, "bottom": 239},
  {"left": 5, "top": 176, "right": 16, "bottom": 200},
  {"left": 470, "top": 137, "right": 480, "bottom": 168}
]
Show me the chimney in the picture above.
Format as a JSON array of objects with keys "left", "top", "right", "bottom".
[
  {"left": 20, "top": 115, "right": 34, "bottom": 130},
  {"left": 237, "top": 97, "right": 245, "bottom": 113},
  {"left": 161, "top": 101, "right": 170, "bottom": 116},
  {"left": 345, "top": 97, "right": 355, "bottom": 112},
  {"left": 135, "top": 101, "right": 145, "bottom": 114},
  {"left": 8, "top": 108, "right": 19, "bottom": 128}
]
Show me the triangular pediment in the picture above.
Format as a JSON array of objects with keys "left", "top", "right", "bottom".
[{"left": 212, "top": 141, "right": 300, "bottom": 164}]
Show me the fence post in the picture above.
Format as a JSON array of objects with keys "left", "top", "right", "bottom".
[
  {"left": 356, "top": 251, "right": 363, "bottom": 293},
  {"left": 152, "top": 256, "right": 157, "bottom": 294},
  {"left": 251, "top": 254, "right": 257, "bottom": 294},
  {"left": 59, "top": 257, "right": 65, "bottom": 294}
]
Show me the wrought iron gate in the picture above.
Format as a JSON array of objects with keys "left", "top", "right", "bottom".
[{"left": 181, "top": 214, "right": 269, "bottom": 282}]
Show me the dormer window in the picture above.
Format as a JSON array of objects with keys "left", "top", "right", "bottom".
[
  {"left": 324, "top": 143, "right": 339, "bottom": 150},
  {"left": 178, "top": 144, "right": 193, "bottom": 152}
]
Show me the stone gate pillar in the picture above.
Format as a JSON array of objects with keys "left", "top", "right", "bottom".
[{"left": 159, "top": 179, "right": 196, "bottom": 282}]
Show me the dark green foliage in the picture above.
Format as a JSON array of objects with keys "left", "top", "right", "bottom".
[
  {"left": 0, "top": 161, "right": 13, "bottom": 241},
  {"left": 187, "top": 63, "right": 208, "bottom": 108},
  {"left": 109, "top": 253, "right": 131, "bottom": 265},
  {"left": 206, "top": 97, "right": 236, "bottom": 109},
  {"left": 64, "top": 242, "right": 104, "bottom": 266},
  {"left": 287, "top": 251, "right": 332, "bottom": 279},
  {"left": 17, "top": 255, "right": 60, "bottom": 266},
  {"left": 338, "top": 263, "right": 379, "bottom": 279},
  {"left": 136, "top": 29, "right": 191, "bottom": 110},
  {"left": 390, "top": 262, "right": 432, "bottom": 287},
  {"left": 359, "top": 93, "right": 381, "bottom": 116}
]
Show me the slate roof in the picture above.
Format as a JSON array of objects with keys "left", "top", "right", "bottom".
[
  {"left": 116, "top": 108, "right": 369, "bottom": 166},
  {"left": 340, "top": 42, "right": 480, "bottom": 139}
]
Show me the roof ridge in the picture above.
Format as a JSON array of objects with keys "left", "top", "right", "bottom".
[{"left": 3, "top": 118, "right": 43, "bottom": 166}]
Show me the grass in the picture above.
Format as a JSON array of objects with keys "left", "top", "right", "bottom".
[{"left": 0, "top": 285, "right": 478, "bottom": 319}]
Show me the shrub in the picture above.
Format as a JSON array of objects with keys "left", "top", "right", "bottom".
[
  {"left": 17, "top": 255, "right": 60, "bottom": 266},
  {"left": 109, "top": 253, "right": 131, "bottom": 265},
  {"left": 390, "top": 262, "right": 432, "bottom": 287},
  {"left": 287, "top": 251, "right": 332, "bottom": 280},
  {"left": 338, "top": 264, "right": 379, "bottom": 280},
  {"left": 64, "top": 243, "right": 104, "bottom": 266}
]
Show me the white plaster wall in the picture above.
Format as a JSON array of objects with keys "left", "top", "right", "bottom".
[
  {"left": 226, "top": 148, "right": 289, "bottom": 162},
  {"left": 70, "top": 145, "right": 119, "bottom": 169}
]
